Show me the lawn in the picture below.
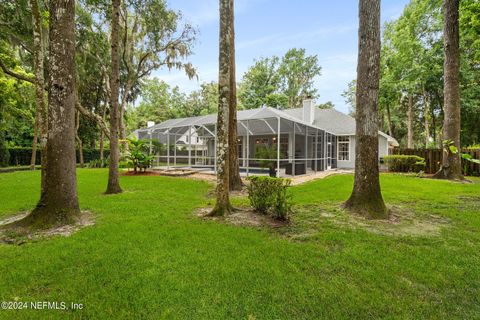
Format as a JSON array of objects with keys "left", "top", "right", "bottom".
[{"left": 0, "top": 170, "right": 479, "bottom": 319}]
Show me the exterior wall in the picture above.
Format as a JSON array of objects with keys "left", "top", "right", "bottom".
[
  {"left": 378, "top": 135, "right": 389, "bottom": 158},
  {"left": 336, "top": 134, "right": 389, "bottom": 169}
]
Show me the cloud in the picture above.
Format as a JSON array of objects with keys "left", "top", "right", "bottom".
[{"left": 237, "top": 25, "right": 356, "bottom": 50}]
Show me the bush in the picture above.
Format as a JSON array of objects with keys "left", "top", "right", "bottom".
[
  {"left": 255, "top": 146, "right": 278, "bottom": 177},
  {"left": 123, "top": 137, "right": 154, "bottom": 172},
  {"left": 384, "top": 155, "right": 426, "bottom": 173},
  {"left": 119, "top": 161, "right": 131, "bottom": 169},
  {"left": 87, "top": 158, "right": 109, "bottom": 168},
  {"left": 6, "top": 147, "right": 109, "bottom": 166},
  {"left": 247, "top": 176, "right": 292, "bottom": 220}
]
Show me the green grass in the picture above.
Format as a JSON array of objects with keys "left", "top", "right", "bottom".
[{"left": 0, "top": 170, "right": 480, "bottom": 319}]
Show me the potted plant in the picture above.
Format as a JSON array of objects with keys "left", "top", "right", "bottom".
[{"left": 256, "top": 145, "right": 278, "bottom": 177}]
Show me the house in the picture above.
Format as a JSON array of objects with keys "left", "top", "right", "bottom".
[{"left": 136, "top": 99, "right": 398, "bottom": 176}]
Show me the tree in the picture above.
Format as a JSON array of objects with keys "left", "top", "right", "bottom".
[
  {"left": 116, "top": 0, "right": 197, "bottom": 142},
  {"left": 228, "top": 0, "right": 242, "bottom": 191},
  {"left": 210, "top": 0, "right": 233, "bottom": 216},
  {"left": 106, "top": 0, "right": 123, "bottom": 194},
  {"left": 184, "top": 82, "right": 218, "bottom": 116},
  {"left": 317, "top": 101, "right": 335, "bottom": 109},
  {"left": 238, "top": 56, "right": 283, "bottom": 109},
  {"left": 278, "top": 48, "right": 322, "bottom": 108},
  {"left": 342, "top": 79, "right": 357, "bottom": 117},
  {"left": 433, "top": 0, "right": 463, "bottom": 180},
  {"left": 30, "top": 0, "right": 48, "bottom": 192},
  {"left": 16, "top": 0, "right": 80, "bottom": 228},
  {"left": 239, "top": 49, "right": 322, "bottom": 109},
  {"left": 344, "top": 0, "right": 388, "bottom": 219}
]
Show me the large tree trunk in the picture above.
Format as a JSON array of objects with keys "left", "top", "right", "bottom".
[
  {"left": 434, "top": 0, "right": 463, "bottom": 180},
  {"left": 106, "top": 0, "right": 123, "bottom": 194},
  {"left": 210, "top": 0, "right": 233, "bottom": 216},
  {"left": 23, "top": 0, "right": 80, "bottom": 227},
  {"left": 344, "top": 0, "right": 387, "bottom": 219},
  {"left": 407, "top": 94, "right": 414, "bottom": 148},
  {"left": 228, "top": 0, "right": 242, "bottom": 191},
  {"left": 31, "top": 0, "right": 48, "bottom": 193}
]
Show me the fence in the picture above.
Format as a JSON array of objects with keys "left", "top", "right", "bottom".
[
  {"left": 6, "top": 148, "right": 109, "bottom": 167},
  {"left": 392, "top": 148, "right": 480, "bottom": 176}
]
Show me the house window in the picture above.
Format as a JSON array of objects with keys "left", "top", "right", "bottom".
[{"left": 338, "top": 136, "right": 350, "bottom": 161}]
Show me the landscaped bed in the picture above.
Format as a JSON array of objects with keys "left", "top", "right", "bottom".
[{"left": 0, "top": 169, "right": 479, "bottom": 319}]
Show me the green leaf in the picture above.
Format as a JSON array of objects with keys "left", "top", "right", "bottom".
[{"left": 449, "top": 145, "right": 458, "bottom": 154}]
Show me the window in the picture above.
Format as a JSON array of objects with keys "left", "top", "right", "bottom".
[{"left": 338, "top": 136, "right": 350, "bottom": 161}]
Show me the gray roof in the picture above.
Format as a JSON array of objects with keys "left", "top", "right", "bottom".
[
  {"left": 283, "top": 108, "right": 356, "bottom": 135},
  {"left": 138, "top": 105, "right": 398, "bottom": 146}
]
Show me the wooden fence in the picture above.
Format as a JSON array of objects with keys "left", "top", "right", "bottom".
[{"left": 392, "top": 148, "right": 480, "bottom": 176}]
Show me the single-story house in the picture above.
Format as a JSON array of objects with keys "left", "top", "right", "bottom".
[{"left": 136, "top": 99, "right": 398, "bottom": 176}]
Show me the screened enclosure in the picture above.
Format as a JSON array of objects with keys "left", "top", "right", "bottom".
[{"left": 137, "top": 107, "right": 338, "bottom": 177}]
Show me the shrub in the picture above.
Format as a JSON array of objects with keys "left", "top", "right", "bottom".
[
  {"left": 87, "top": 158, "right": 109, "bottom": 168},
  {"left": 123, "top": 137, "right": 154, "bottom": 172},
  {"left": 119, "top": 161, "right": 131, "bottom": 169},
  {"left": 247, "top": 176, "right": 292, "bottom": 220},
  {"left": 384, "top": 155, "right": 426, "bottom": 173},
  {"left": 255, "top": 145, "right": 278, "bottom": 177}
]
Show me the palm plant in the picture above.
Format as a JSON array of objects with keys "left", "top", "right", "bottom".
[{"left": 123, "top": 137, "right": 154, "bottom": 173}]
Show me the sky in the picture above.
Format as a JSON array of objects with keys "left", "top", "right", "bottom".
[{"left": 154, "top": 0, "right": 411, "bottom": 113}]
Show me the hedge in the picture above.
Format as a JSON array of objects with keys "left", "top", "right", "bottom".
[
  {"left": 383, "top": 155, "right": 426, "bottom": 173},
  {"left": 4, "top": 147, "right": 110, "bottom": 167}
]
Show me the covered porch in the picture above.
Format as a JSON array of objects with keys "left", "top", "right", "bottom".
[{"left": 137, "top": 107, "right": 338, "bottom": 177}]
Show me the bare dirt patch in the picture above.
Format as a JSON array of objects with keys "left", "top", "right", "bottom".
[
  {"left": 0, "top": 211, "right": 95, "bottom": 245},
  {"left": 194, "top": 207, "right": 288, "bottom": 228},
  {"left": 122, "top": 169, "right": 197, "bottom": 177},
  {"left": 122, "top": 170, "right": 163, "bottom": 176},
  {"left": 291, "top": 204, "right": 450, "bottom": 238}
]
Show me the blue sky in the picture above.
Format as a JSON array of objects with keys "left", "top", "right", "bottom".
[{"left": 154, "top": 0, "right": 410, "bottom": 113}]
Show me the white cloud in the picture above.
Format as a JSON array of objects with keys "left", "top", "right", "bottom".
[{"left": 237, "top": 25, "right": 356, "bottom": 50}]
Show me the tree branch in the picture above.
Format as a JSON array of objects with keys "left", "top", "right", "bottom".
[
  {"left": 75, "top": 100, "right": 111, "bottom": 140},
  {"left": 0, "top": 57, "right": 35, "bottom": 84}
]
